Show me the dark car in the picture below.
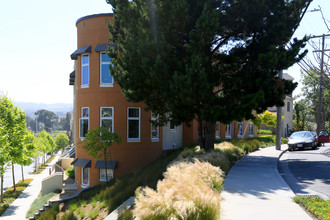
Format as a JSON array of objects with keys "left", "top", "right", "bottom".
[{"left": 288, "top": 131, "right": 317, "bottom": 151}]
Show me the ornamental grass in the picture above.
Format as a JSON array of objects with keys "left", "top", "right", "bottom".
[{"left": 133, "top": 159, "right": 223, "bottom": 220}]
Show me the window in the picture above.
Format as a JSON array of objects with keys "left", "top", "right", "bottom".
[
  {"left": 238, "top": 122, "right": 243, "bottom": 138},
  {"left": 215, "top": 122, "right": 220, "bottom": 139},
  {"left": 100, "top": 52, "right": 113, "bottom": 86},
  {"left": 100, "top": 169, "right": 113, "bottom": 181},
  {"left": 127, "top": 107, "right": 140, "bottom": 142},
  {"left": 225, "top": 123, "right": 232, "bottom": 139},
  {"left": 100, "top": 107, "right": 114, "bottom": 132},
  {"left": 287, "top": 102, "right": 290, "bottom": 112},
  {"left": 81, "top": 167, "right": 89, "bottom": 187},
  {"left": 79, "top": 107, "right": 89, "bottom": 139},
  {"left": 151, "top": 112, "right": 159, "bottom": 141},
  {"left": 169, "top": 121, "right": 176, "bottom": 132},
  {"left": 249, "top": 123, "right": 254, "bottom": 137},
  {"left": 81, "top": 54, "right": 89, "bottom": 87}
]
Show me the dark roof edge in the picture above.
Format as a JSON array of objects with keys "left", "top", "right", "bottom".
[{"left": 76, "top": 13, "right": 114, "bottom": 26}]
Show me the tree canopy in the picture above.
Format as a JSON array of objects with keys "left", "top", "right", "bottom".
[
  {"left": 55, "top": 132, "right": 69, "bottom": 151},
  {"left": 81, "top": 127, "right": 121, "bottom": 182},
  {"left": 300, "top": 68, "right": 330, "bottom": 131},
  {"left": 108, "top": 0, "right": 310, "bottom": 149},
  {"left": 35, "top": 109, "right": 58, "bottom": 132}
]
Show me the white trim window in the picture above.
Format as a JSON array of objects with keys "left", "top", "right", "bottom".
[
  {"left": 100, "top": 169, "right": 113, "bottom": 182},
  {"left": 287, "top": 101, "right": 290, "bottom": 112},
  {"left": 238, "top": 122, "right": 244, "bottom": 138},
  {"left": 100, "top": 107, "right": 114, "bottom": 132},
  {"left": 81, "top": 167, "right": 89, "bottom": 187},
  {"left": 100, "top": 52, "right": 113, "bottom": 87},
  {"left": 79, "top": 107, "right": 89, "bottom": 139},
  {"left": 249, "top": 122, "right": 254, "bottom": 137},
  {"left": 215, "top": 121, "right": 220, "bottom": 139},
  {"left": 127, "top": 107, "right": 141, "bottom": 142},
  {"left": 81, "top": 54, "right": 89, "bottom": 88},
  {"left": 225, "top": 123, "right": 232, "bottom": 139},
  {"left": 151, "top": 112, "right": 159, "bottom": 141}
]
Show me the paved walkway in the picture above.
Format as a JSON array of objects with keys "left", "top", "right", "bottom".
[
  {"left": 220, "top": 145, "right": 311, "bottom": 220},
  {"left": 1, "top": 154, "right": 61, "bottom": 220}
]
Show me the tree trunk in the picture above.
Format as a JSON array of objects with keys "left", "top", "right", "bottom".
[
  {"left": 12, "top": 163, "right": 16, "bottom": 191},
  {"left": 21, "top": 165, "right": 24, "bottom": 182},
  {"left": 204, "top": 121, "right": 215, "bottom": 151},
  {"left": 35, "top": 157, "right": 37, "bottom": 172},
  {"left": 197, "top": 118, "right": 215, "bottom": 151},
  {"left": 198, "top": 118, "right": 205, "bottom": 149}
]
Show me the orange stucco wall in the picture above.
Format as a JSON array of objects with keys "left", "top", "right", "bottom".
[{"left": 72, "top": 14, "right": 162, "bottom": 189}]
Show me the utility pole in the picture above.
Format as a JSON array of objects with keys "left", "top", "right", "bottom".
[
  {"left": 311, "top": 33, "right": 330, "bottom": 134},
  {"left": 276, "top": 70, "right": 283, "bottom": 150}
]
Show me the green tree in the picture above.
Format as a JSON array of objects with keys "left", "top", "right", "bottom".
[
  {"left": 35, "top": 109, "right": 58, "bottom": 133},
  {"left": 293, "top": 99, "right": 310, "bottom": 131},
  {"left": 0, "top": 119, "right": 9, "bottom": 203},
  {"left": 300, "top": 69, "right": 330, "bottom": 131},
  {"left": 81, "top": 127, "right": 121, "bottom": 183},
  {"left": 253, "top": 110, "right": 278, "bottom": 127},
  {"left": 0, "top": 94, "right": 34, "bottom": 192},
  {"left": 108, "top": 0, "right": 309, "bottom": 150},
  {"left": 37, "top": 130, "right": 56, "bottom": 163},
  {"left": 19, "top": 130, "right": 37, "bottom": 182},
  {"left": 55, "top": 132, "right": 69, "bottom": 151}
]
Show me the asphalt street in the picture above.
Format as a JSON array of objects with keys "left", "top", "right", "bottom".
[{"left": 279, "top": 142, "right": 330, "bottom": 200}]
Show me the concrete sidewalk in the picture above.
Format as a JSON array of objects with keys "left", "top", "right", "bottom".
[
  {"left": 220, "top": 145, "right": 311, "bottom": 220},
  {"left": 1, "top": 154, "right": 61, "bottom": 220}
]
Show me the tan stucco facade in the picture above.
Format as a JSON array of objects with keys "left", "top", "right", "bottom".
[{"left": 71, "top": 14, "right": 162, "bottom": 189}]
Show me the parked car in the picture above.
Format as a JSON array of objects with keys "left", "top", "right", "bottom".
[
  {"left": 318, "top": 130, "right": 329, "bottom": 146},
  {"left": 311, "top": 131, "right": 319, "bottom": 145},
  {"left": 288, "top": 131, "right": 317, "bottom": 151}
]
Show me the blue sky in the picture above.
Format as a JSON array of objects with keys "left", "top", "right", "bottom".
[
  {"left": 0, "top": 0, "right": 328, "bottom": 104},
  {"left": 0, "top": 0, "right": 112, "bottom": 104}
]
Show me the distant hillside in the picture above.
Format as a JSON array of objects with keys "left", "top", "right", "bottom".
[{"left": 15, "top": 102, "right": 73, "bottom": 117}]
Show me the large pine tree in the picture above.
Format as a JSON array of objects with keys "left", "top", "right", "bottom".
[{"left": 107, "top": 0, "right": 311, "bottom": 150}]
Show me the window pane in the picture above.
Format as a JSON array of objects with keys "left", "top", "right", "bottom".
[
  {"left": 82, "top": 108, "right": 89, "bottom": 117},
  {"left": 151, "top": 124, "right": 158, "bottom": 139},
  {"left": 102, "top": 119, "right": 113, "bottom": 132},
  {"left": 82, "top": 55, "right": 89, "bottom": 64},
  {"left": 101, "top": 64, "right": 113, "bottom": 84},
  {"left": 80, "top": 119, "right": 89, "bottom": 137},
  {"left": 101, "top": 108, "right": 112, "bottom": 117},
  {"left": 128, "top": 108, "right": 139, "bottom": 118},
  {"left": 128, "top": 120, "right": 139, "bottom": 138},
  {"left": 170, "top": 121, "right": 175, "bottom": 130},
  {"left": 82, "top": 168, "right": 89, "bottom": 185},
  {"left": 215, "top": 122, "right": 220, "bottom": 138},
  {"left": 100, "top": 169, "right": 113, "bottom": 180},
  {"left": 82, "top": 66, "right": 89, "bottom": 85},
  {"left": 101, "top": 53, "right": 111, "bottom": 62}
]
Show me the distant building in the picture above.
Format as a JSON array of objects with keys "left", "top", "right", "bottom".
[{"left": 261, "top": 73, "right": 294, "bottom": 138}]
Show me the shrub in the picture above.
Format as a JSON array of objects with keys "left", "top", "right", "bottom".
[
  {"left": 66, "top": 168, "right": 75, "bottom": 179},
  {"left": 38, "top": 203, "right": 59, "bottom": 220},
  {"left": 62, "top": 211, "right": 77, "bottom": 220},
  {"left": 134, "top": 160, "right": 223, "bottom": 220},
  {"left": 258, "top": 129, "right": 273, "bottom": 135}
]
